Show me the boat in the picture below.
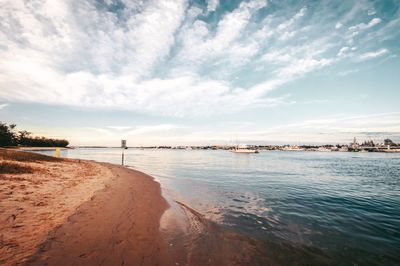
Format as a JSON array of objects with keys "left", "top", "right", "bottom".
[
  {"left": 282, "top": 145, "right": 304, "bottom": 151},
  {"left": 231, "top": 145, "right": 259, "bottom": 154},
  {"left": 317, "top": 147, "right": 331, "bottom": 152}
]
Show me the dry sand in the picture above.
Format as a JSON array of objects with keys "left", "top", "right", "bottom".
[{"left": 0, "top": 149, "right": 113, "bottom": 265}]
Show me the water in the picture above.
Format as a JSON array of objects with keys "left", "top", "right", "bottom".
[{"left": 36, "top": 148, "right": 400, "bottom": 264}]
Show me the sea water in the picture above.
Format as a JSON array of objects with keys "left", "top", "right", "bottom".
[{"left": 35, "top": 148, "right": 400, "bottom": 264}]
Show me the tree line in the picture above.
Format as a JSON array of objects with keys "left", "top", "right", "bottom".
[{"left": 0, "top": 122, "right": 69, "bottom": 147}]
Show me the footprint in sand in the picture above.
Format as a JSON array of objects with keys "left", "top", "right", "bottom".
[{"left": 7, "top": 214, "right": 16, "bottom": 222}]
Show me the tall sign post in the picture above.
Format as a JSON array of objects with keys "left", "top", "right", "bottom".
[{"left": 121, "top": 139, "right": 127, "bottom": 165}]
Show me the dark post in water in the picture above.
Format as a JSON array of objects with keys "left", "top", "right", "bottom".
[{"left": 121, "top": 139, "right": 127, "bottom": 165}]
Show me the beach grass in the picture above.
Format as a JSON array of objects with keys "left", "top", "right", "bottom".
[
  {"left": 0, "top": 148, "right": 62, "bottom": 162},
  {"left": 0, "top": 161, "right": 34, "bottom": 174},
  {"left": 0, "top": 148, "right": 62, "bottom": 175}
]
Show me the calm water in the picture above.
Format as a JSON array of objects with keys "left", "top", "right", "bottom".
[{"left": 36, "top": 148, "right": 400, "bottom": 264}]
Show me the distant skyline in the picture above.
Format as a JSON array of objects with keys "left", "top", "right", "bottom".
[{"left": 0, "top": 0, "right": 399, "bottom": 146}]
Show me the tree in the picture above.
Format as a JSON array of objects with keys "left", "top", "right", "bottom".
[
  {"left": 0, "top": 122, "right": 17, "bottom": 146},
  {"left": 0, "top": 122, "right": 69, "bottom": 147},
  {"left": 18, "top": 130, "right": 32, "bottom": 146}
]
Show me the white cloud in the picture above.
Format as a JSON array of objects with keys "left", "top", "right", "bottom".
[
  {"left": 277, "top": 7, "right": 307, "bottom": 31},
  {"left": 87, "top": 124, "right": 179, "bottom": 137},
  {"left": 368, "top": 17, "right": 382, "bottom": 27},
  {"left": 0, "top": 0, "right": 396, "bottom": 119},
  {"left": 0, "top": 103, "right": 9, "bottom": 110},
  {"left": 106, "top": 126, "right": 132, "bottom": 131},
  {"left": 176, "top": 0, "right": 266, "bottom": 66},
  {"left": 120, "top": 0, "right": 186, "bottom": 76},
  {"left": 337, "top": 46, "right": 349, "bottom": 57},
  {"left": 63, "top": 124, "right": 182, "bottom": 145},
  {"left": 261, "top": 51, "right": 292, "bottom": 64},
  {"left": 207, "top": 0, "right": 219, "bottom": 12},
  {"left": 274, "top": 113, "right": 400, "bottom": 134},
  {"left": 166, "top": 112, "right": 400, "bottom": 145},
  {"left": 194, "top": 113, "right": 400, "bottom": 144},
  {"left": 335, "top": 22, "right": 343, "bottom": 29},
  {"left": 358, "top": 48, "right": 389, "bottom": 60},
  {"left": 348, "top": 17, "right": 381, "bottom": 32},
  {"left": 276, "top": 58, "right": 332, "bottom": 79},
  {"left": 126, "top": 124, "right": 179, "bottom": 135}
]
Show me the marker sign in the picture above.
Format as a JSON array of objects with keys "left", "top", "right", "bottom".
[
  {"left": 121, "top": 140, "right": 127, "bottom": 165},
  {"left": 121, "top": 139, "right": 127, "bottom": 148}
]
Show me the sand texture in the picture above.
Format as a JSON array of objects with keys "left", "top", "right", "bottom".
[
  {"left": 26, "top": 165, "right": 172, "bottom": 266},
  {"left": 0, "top": 149, "right": 113, "bottom": 265}
]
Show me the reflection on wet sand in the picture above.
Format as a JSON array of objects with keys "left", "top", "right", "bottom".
[{"left": 161, "top": 198, "right": 332, "bottom": 265}]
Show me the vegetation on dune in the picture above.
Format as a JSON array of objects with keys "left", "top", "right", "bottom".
[
  {"left": 0, "top": 148, "right": 63, "bottom": 174},
  {"left": 0, "top": 148, "right": 62, "bottom": 162},
  {"left": 0, "top": 122, "right": 69, "bottom": 147},
  {"left": 0, "top": 161, "right": 34, "bottom": 174}
]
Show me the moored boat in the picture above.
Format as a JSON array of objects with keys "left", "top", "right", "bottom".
[{"left": 231, "top": 145, "right": 259, "bottom": 154}]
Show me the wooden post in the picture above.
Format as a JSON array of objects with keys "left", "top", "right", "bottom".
[{"left": 121, "top": 139, "right": 127, "bottom": 166}]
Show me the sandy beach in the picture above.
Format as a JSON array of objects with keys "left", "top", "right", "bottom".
[
  {"left": 0, "top": 149, "right": 267, "bottom": 266},
  {"left": 26, "top": 164, "right": 174, "bottom": 266},
  {"left": 0, "top": 149, "right": 114, "bottom": 265},
  {"left": 0, "top": 149, "right": 175, "bottom": 265}
]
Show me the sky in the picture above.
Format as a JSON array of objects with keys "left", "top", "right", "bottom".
[{"left": 0, "top": 0, "right": 399, "bottom": 146}]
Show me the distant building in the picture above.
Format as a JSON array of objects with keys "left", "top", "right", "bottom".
[
  {"left": 339, "top": 146, "right": 349, "bottom": 152},
  {"left": 350, "top": 137, "right": 359, "bottom": 149}
]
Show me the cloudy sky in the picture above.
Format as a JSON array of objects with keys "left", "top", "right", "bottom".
[{"left": 0, "top": 0, "right": 399, "bottom": 146}]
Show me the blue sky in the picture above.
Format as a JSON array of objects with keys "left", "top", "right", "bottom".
[{"left": 0, "top": 0, "right": 399, "bottom": 146}]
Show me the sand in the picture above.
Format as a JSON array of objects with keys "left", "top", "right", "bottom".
[
  {"left": 25, "top": 164, "right": 175, "bottom": 265},
  {"left": 0, "top": 150, "right": 113, "bottom": 265}
]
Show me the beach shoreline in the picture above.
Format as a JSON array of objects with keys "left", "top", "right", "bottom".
[
  {"left": 1, "top": 149, "right": 180, "bottom": 265},
  {"left": 0, "top": 149, "right": 266, "bottom": 266},
  {"left": 26, "top": 163, "right": 177, "bottom": 266}
]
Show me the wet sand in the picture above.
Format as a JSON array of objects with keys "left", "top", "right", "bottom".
[{"left": 25, "top": 165, "right": 267, "bottom": 266}]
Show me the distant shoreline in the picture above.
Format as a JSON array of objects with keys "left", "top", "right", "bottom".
[
  {"left": 10, "top": 145, "right": 400, "bottom": 153},
  {"left": 16, "top": 147, "right": 71, "bottom": 151},
  {"left": 69, "top": 145, "right": 400, "bottom": 153}
]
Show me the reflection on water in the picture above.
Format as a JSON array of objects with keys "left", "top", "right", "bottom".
[{"left": 35, "top": 148, "right": 400, "bottom": 264}]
